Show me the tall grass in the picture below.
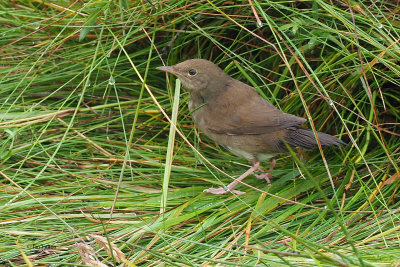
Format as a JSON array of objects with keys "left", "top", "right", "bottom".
[{"left": 0, "top": 0, "right": 399, "bottom": 266}]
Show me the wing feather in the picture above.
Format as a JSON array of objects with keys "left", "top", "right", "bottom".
[{"left": 203, "top": 79, "right": 306, "bottom": 135}]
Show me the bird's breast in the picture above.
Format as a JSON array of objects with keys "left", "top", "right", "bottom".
[{"left": 188, "top": 94, "right": 208, "bottom": 130}]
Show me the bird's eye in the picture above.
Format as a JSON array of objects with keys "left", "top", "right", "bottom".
[{"left": 188, "top": 69, "right": 197, "bottom": 76}]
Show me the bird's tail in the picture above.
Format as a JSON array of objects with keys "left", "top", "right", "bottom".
[{"left": 285, "top": 128, "right": 346, "bottom": 150}]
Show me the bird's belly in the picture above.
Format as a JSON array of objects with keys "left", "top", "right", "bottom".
[
  {"left": 203, "top": 131, "right": 280, "bottom": 160},
  {"left": 225, "top": 145, "right": 275, "bottom": 161},
  {"left": 225, "top": 145, "right": 254, "bottom": 160}
]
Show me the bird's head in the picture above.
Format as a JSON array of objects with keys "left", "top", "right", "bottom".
[{"left": 157, "top": 59, "right": 227, "bottom": 93}]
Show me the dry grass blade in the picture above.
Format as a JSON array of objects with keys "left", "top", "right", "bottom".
[
  {"left": 90, "top": 234, "right": 126, "bottom": 263},
  {"left": 76, "top": 243, "right": 109, "bottom": 267}
]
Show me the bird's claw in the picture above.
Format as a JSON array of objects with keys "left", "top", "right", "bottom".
[{"left": 255, "top": 173, "right": 272, "bottom": 185}]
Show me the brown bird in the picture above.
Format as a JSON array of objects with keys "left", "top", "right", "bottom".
[{"left": 157, "top": 59, "right": 345, "bottom": 195}]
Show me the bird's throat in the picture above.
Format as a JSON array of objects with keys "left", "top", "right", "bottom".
[{"left": 188, "top": 92, "right": 206, "bottom": 112}]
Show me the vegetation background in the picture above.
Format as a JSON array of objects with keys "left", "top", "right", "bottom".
[{"left": 1, "top": 0, "right": 399, "bottom": 266}]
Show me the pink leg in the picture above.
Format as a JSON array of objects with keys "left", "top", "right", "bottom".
[
  {"left": 205, "top": 161, "right": 260, "bottom": 195},
  {"left": 205, "top": 164, "right": 258, "bottom": 195}
]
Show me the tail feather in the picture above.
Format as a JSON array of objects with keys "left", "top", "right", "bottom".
[{"left": 285, "top": 127, "right": 346, "bottom": 150}]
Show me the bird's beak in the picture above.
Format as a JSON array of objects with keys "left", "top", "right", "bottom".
[{"left": 156, "top": 66, "right": 178, "bottom": 76}]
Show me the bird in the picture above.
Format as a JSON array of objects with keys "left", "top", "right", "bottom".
[{"left": 157, "top": 59, "right": 346, "bottom": 195}]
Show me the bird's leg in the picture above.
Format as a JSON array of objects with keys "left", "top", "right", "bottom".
[
  {"left": 204, "top": 162, "right": 260, "bottom": 195},
  {"left": 255, "top": 158, "right": 276, "bottom": 185}
]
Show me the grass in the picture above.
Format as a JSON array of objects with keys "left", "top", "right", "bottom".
[{"left": 1, "top": 0, "right": 399, "bottom": 266}]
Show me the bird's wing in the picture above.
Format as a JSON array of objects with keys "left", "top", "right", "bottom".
[{"left": 204, "top": 81, "right": 306, "bottom": 135}]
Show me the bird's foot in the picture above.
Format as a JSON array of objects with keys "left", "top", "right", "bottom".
[
  {"left": 255, "top": 172, "right": 272, "bottom": 185},
  {"left": 204, "top": 161, "right": 264, "bottom": 195},
  {"left": 204, "top": 187, "right": 245, "bottom": 195},
  {"left": 252, "top": 158, "right": 275, "bottom": 185}
]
